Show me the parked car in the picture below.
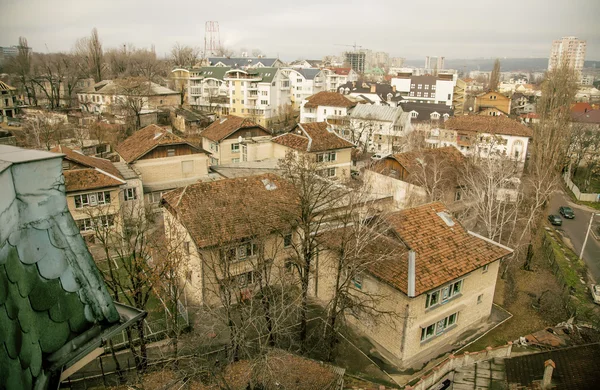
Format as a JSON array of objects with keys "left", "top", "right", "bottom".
[
  {"left": 371, "top": 153, "right": 389, "bottom": 161},
  {"left": 350, "top": 170, "right": 360, "bottom": 179},
  {"left": 559, "top": 206, "right": 575, "bottom": 219},
  {"left": 548, "top": 214, "right": 562, "bottom": 226},
  {"left": 591, "top": 284, "right": 600, "bottom": 305}
]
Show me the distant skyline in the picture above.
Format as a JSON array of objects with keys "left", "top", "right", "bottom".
[{"left": 4, "top": 0, "right": 600, "bottom": 61}]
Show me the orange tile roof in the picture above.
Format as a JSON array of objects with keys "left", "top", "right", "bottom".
[
  {"left": 328, "top": 67, "right": 352, "bottom": 76},
  {"left": 303, "top": 91, "right": 357, "bottom": 109},
  {"left": 51, "top": 145, "right": 126, "bottom": 192},
  {"left": 161, "top": 174, "right": 298, "bottom": 248},
  {"left": 384, "top": 202, "right": 512, "bottom": 296},
  {"left": 390, "top": 146, "right": 466, "bottom": 177},
  {"left": 201, "top": 115, "right": 269, "bottom": 142},
  {"left": 272, "top": 122, "right": 354, "bottom": 153},
  {"left": 570, "top": 102, "right": 594, "bottom": 113},
  {"left": 52, "top": 145, "right": 123, "bottom": 179},
  {"left": 63, "top": 169, "right": 123, "bottom": 192},
  {"left": 445, "top": 115, "right": 533, "bottom": 137},
  {"left": 116, "top": 124, "right": 205, "bottom": 163}
]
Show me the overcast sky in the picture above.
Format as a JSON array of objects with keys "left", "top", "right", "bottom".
[{"left": 4, "top": 0, "right": 600, "bottom": 61}]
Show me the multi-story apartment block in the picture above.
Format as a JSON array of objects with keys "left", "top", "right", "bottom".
[
  {"left": 548, "top": 36, "right": 586, "bottom": 75},
  {"left": 315, "top": 202, "right": 512, "bottom": 368},
  {"left": 284, "top": 68, "right": 328, "bottom": 108},
  {"left": 299, "top": 91, "right": 357, "bottom": 123},
  {"left": 200, "top": 115, "right": 271, "bottom": 165},
  {"left": 391, "top": 73, "right": 456, "bottom": 106},
  {"left": 224, "top": 67, "right": 291, "bottom": 127},
  {"left": 50, "top": 145, "right": 143, "bottom": 242},
  {"left": 323, "top": 68, "right": 359, "bottom": 92},
  {"left": 188, "top": 66, "right": 231, "bottom": 115},
  {"left": 115, "top": 124, "right": 211, "bottom": 204},
  {"left": 344, "top": 51, "right": 366, "bottom": 74},
  {"left": 0, "top": 81, "right": 18, "bottom": 119},
  {"left": 271, "top": 122, "right": 355, "bottom": 180},
  {"left": 345, "top": 104, "right": 410, "bottom": 154}
]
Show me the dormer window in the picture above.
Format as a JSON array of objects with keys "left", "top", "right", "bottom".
[
  {"left": 411, "top": 111, "right": 418, "bottom": 119},
  {"left": 431, "top": 112, "right": 440, "bottom": 120}
]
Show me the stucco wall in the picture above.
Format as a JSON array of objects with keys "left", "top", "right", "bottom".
[{"left": 133, "top": 154, "right": 209, "bottom": 185}]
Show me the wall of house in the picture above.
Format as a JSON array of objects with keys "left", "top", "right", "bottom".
[
  {"left": 137, "top": 144, "right": 198, "bottom": 160},
  {"left": 475, "top": 93, "right": 511, "bottom": 114},
  {"left": 314, "top": 148, "right": 353, "bottom": 180},
  {"left": 363, "top": 169, "right": 425, "bottom": 209},
  {"left": 434, "top": 79, "right": 454, "bottom": 106},
  {"left": 133, "top": 154, "right": 209, "bottom": 186},
  {"left": 148, "top": 94, "right": 180, "bottom": 109},
  {"left": 244, "top": 139, "right": 275, "bottom": 162}
]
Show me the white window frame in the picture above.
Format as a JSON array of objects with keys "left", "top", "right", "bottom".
[
  {"left": 124, "top": 188, "right": 137, "bottom": 201},
  {"left": 425, "top": 279, "right": 463, "bottom": 309},
  {"left": 421, "top": 312, "right": 458, "bottom": 342},
  {"left": 231, "top": 143, "right": 240, "bottom": 153}
]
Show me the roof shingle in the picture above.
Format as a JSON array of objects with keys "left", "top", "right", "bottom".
[
  {"left": 201, "top": 116, "right": 269, "bottom": 142},
  {"left": 272, "top": 122, "right": 354, "bottom": 153},
  {"left": 116, "top": 124, "right": 205, "bottom": 163},
  {"left": 303, "top": 91, "right": 357, "bottom": 109},
  {"left": 444, "top": 115, "right": 533, "bottom": 137}
]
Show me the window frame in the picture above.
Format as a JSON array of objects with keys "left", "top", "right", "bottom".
[
  {"left": 425, "top": 279, "right": 463, "bottom": 309},
  {"left": 421, "top": 312, "right": 459, "bottom": 342},
  {"left": 124, "top": 188, "right": 137, "bottom": 201}
]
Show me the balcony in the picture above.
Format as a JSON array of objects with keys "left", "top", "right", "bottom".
[{"left": 248, "top": 94, "right": 258, "bottom": 100}]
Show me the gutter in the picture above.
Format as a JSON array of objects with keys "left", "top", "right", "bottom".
[{"left": 48, "top": 302, "right": 146, "bottom": 388}]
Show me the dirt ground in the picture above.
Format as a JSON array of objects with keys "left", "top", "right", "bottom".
[{"left": 469, "top": 251, "right": 569, "bottom": 351}]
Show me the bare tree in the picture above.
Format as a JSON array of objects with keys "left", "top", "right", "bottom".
[
  {"left": 251, "top": 48, "right": 263, "bottom": 58},
  {"left": 275, "top": 151, "right": 347, "bottom": 351},
  {"left": 215, "top": 44, "right": 234, "bottom": 58},
  {"left": 6, "top": 37, "right": 36, "bottom": 105},
  {"left": 75, "top": 28, "right": 104, "bottom": 82},
  {"left": 488, "top": 59, "right": 501, "bottom": 92},
  {"left": 114, "top": 77, "right": 152, "bottom": 131},
  {"left": 24, "top": 111, "right": 64, "bottom": 150},
  {"left": 170, "top": 43, "right": 201, "bottom": 68}
]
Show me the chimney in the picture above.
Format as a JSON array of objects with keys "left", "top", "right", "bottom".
[
  {"left": 542, "top": 359, "right": 555, "bottom": 389},
  {"left": 370, "top": 84, "right": 377, "bottom": 93},
  {"left": 407, "top": 250, "right": 416, "bottom": 297}
]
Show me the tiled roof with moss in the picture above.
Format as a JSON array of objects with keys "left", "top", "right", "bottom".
[
  {"left": 303, "top": 91, "right": 357, "bottom": 109},
  {"left": 444, "top": 115, "right": 533, "bottom": 137},
  {"left": 201, "top": 116, "right": 269, "bottom": 142},
  {"left": 272, "top": 122, "right": 354, "bottom": 153}
]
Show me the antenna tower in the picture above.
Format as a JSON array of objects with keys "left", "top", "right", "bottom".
[{"left": 204, "top": 21, "right": 221, "bottom": 57}]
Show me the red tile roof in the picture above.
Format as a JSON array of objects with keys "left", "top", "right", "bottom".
[
  {"left": 272, "top": 122, "right": 354, "bottom": 153},
  {"left": 570, "top": 102, "right": 594, "bottom": 113},
  {"left": 389, "top": 146, "right": 466, "bottom": 176},
  {"left": 303, "top": 91, "right": 357, "bottom": 109},
  {"left": 328, "top": 67, "right": 352, "bottom": 76},
  {"left": 383, "top": 202, "right": 512, "bottom": 296},
  {"left": 201, "top": 115, "right": 269, "bottom": 142},
  {"left": 51, "top": 145, "right": 125, "bottom": 192},
  {"left": 116, "top": 124, "right": 205, "bottom": 163},
  {"left": 161, "top": 174, "right": 298, "bottom": 248},
  {"left": 444, "top": 115, "right": 533, "bottom": 137}
]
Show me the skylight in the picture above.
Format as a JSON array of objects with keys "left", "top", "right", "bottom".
[{"left": 437, "top": 211, "right": 455, "bottom": 227}]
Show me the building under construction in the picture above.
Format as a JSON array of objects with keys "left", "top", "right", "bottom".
[{"left": 344, "top": 51, "right": 366, "bottom": 74}]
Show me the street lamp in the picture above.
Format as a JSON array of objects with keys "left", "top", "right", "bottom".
[{"left": 580, "top": 212, "right": 600, "bottom": 260}]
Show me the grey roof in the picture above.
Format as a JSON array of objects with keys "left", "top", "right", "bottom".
[
  {"left": 350, "top": 104, "right": 405, "bottom": 123},
  {"left": 400, "top": 102, "right": 454, "bottom": 119},
  {"left": 81, "top": 80, "right": 179, "bottom": 96},
  {"left": 208, "top": 57, "right": 281, "bottom": 67},
  {"left": 0, "top": 145, "right": 60, "bottom": 173},
  {"left": 296, "top": 68, "right": 321, "bottom": 80},
  {"left": 113, "top": 161, "right": 140, "bottom": 180}
]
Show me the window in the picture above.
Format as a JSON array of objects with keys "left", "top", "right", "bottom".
[
  {"left": 447, "top": 94, "right": 451, "bottom": 100},
  {"left": 77, "top": 215, "right": 114, "bottom": 232},
  {"left": 184, "top": 242, "right": 190, "bottom": 255},
  {"left": 410, "top": 92, "right": 414, "bottom": 96},
  {"left": 167, "top": 148, "right": 176, "bottom": 157},
  {"left": 297, "top": 86, "right": 302, "bottom": 91},
  {"left": 432, "top": 85, "right": 436, "bottom": 91},
  {"left": 147, "top": 191, "right": 164, "bottom": 204},
  {"left": 424, "top": 93, "right": 428, "bottom": 97},
  {"left": 483, "top": 264, "right": 489, "bottom": 273},
  {"left": 477, "top": 294, "right": 483, "bottom": 304},
  {"left": 411, "top": 111, "right": 418, "bottom": 119},
  {"left": 421, "top": 312, "right": 459, "bottom": 342},
  {"left": 323, "top": 109, "right": 327, "bottom": 115},
  {"left": 417, "top": 92, "right": 421, "bottom": 97},
  {"left": 425, "top": 85, "right": 429, "bottom": 90},
  {"left": 317, "top": 167, "right": 336, "bottom": 178},
  {"left": 231, "top": 158, "right": 240, "bottom": 163},
  {"left": 425, "top": 280, "right": 463, "bottom": 308},
  {"left": 225, "top": 242, "right": 258, "bottom": 263},
  {"left": 411, "top": 83, "right": 415, "bottom": 88},
  {"left": 431, "top": 93, "right": 436, "bottom": 98},
  {"left": 210, "top": 142, "right": 219, "bottom": 152},
  {"left": 284, "top": 234, "right": 292, "bottom": 248},
  {"left": 417, "top": 84, "right": 422, "bottom": 89},
  {"left": 261, "top": 91, "right": 268, "bottom": 96},
  {"left": 260, "top": 100, "right": 268, "bottom": 105},
  {"left": 182, "top": 160, "right": 194, "bottom": 174},
  {"left": 74, "top": 191, "right": 111, "bottom": 208},
  {"left": 231, "top": 143, "right": 240, "bottom": 153},
  {"left": 316, "top": 151, "right": 336, "bottom": 162},
  {"left": 352, "top": 273, "right": 363, "bottom": 289},
  {"left": 124, "top": 188, "right": 137, "bottom": 201}
]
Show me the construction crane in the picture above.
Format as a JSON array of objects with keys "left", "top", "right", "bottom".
[{"left": 334, "top": 43, "right": 363, "bottom": 52}]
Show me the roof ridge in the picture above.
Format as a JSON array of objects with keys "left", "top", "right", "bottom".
[
  {"left": 298, "top": 123, "right": 313, "bottom": 151},
  {"left": 175, "top": 185, "right": 188, "bottom": 208},
  {"left": 94, "top": 167, "right": 126, "bottom": 184}
]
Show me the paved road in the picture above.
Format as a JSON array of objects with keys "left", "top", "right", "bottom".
[{"left": 548, "top": 191, "right": 600, "bottom": 283}]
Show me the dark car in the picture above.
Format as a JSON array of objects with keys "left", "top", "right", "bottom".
[
  {"left": 548, "top": 214, "right": 562, "bottom": 226},
  {"left": 559, "top": 206, "right": 575, "bottom": 219}
]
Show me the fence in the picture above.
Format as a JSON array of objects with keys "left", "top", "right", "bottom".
[
  {"left": 563, "top": 171, "right": 600, "bottom": 202},
  {"left": 405, "top": 343, "right": 513, "bottom": 390}
]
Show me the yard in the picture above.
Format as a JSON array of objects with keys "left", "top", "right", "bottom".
[{"left": 572, "top": 165, "right": 600, "bottom": 193}]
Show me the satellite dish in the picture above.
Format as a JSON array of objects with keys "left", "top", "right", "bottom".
[{"left": 238, "top": 135, "right": 243, "bottom": 143}]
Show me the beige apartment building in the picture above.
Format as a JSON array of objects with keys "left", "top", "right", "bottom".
[
  {"left": 548, "top": 36, "right": 586, "bottom": 75},
  {"left": 271, "top": 122, "right": 355, "bottom": 180},
  {"left": 200, "top": 115, "right": 271, "bottom": 165},
  {"left": 116, "top": 124, "right": 211, "bottom": 204},
  {"left": 315, "top": 202, "right": 512, "bottom": 368}
]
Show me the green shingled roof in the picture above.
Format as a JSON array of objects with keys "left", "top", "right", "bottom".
[
  {"left": 247, "top": 67, "right": 279, "bottom": 83},
  {"left": 196, "top": 66, "right": 231, "bottom": 81},
  {"left": 0, "top": 147, "right": 120, "bottom": 389}
]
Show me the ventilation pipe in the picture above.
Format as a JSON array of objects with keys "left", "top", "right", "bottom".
[{"left": 408, "top": 250, "right": 416, "bottom": 297}]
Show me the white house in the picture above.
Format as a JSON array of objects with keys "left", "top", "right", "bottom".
[
  {"left": 346, "top": 104, "right": 410, "bottom": 153},
  {"left": 283, "top": 68, "right": 328, "bottom": 108},
  {"left": 391, "top": 73, "right": 457, "bottom": 106},
  {"left": 299, "top": 91, "right": 357, "bottom": 123}
]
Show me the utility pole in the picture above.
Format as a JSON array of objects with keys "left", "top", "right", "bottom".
[{"left": 580, "top": 212, "right": 600, "bottom": 260}]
